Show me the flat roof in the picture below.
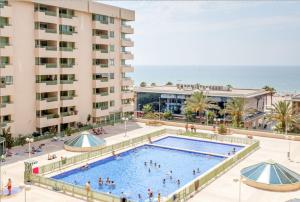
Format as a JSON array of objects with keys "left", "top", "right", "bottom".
[
  {"left": 292, "top": 94, "right": 300, "bottom": 101},
  {"left": 135, "top": 85, "right": 268, "bottom": 98}
]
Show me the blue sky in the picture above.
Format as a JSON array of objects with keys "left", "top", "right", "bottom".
[{"left": 100, "top": 1, "right": 300, "bottom": 66}]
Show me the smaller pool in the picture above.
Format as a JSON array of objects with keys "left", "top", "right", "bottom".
[{"left": 152, "top": 136, "right": 244, "bottom": 155}]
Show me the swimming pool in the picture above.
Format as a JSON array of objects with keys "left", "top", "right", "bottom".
[
  {"left": 53, "top": 136, "right": 243, "bottom": 201},
  {"left": 153, "top": 136, "right": 244, "bottom": 155}
]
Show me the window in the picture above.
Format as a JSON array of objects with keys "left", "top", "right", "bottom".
[
  {"left": 109, "top": 73, "right": 114, "bottom": 79},
  {"left": 109, "top": 31, "right": 114, "bottom": 38},
  {"left": 92, "top": 14, "right": 108, "bottom": 24},
  {"left": 110, "top": 87, "right": 115, "bottom": 93},
  {"left": 109, "top": 17, "right": 114, "bottom": 24},
  {"left": 110, "top": 100, "right": 115, "bottom": 107},
  {"left": 109, "top": 45, "right": 114, "bottom": 52},
  {"left": 109, "top": 59, "right": 114, "bottom": 66}
]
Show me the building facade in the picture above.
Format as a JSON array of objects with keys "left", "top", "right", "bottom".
[
  {"left": 0, "top": 0, "right": 134, "bottom": 136},
  {"left": 135, "top": 84, "right": 269, "bottom": 128}
]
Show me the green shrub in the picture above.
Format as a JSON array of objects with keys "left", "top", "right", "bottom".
[{"left": 218, "top": 124, "right": 227, "bottom": 135}]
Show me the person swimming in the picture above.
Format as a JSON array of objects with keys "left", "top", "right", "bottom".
[
  {"left": 158, "top": 164, "right": 161, "bottom": 168},
  {"left": 148, "top": 168, "right": 151, "bottom": 173},
  {"left": 98, "top": 177, "right": 103, "bottom": 185},
  {"left": 150, "top": 160, "right": 153, "bottom": 165},
  {"left": 163, "top": 178, "right": 166, "bottom": 184},
  {"left": 193, "top": 169, "right": 196, "bottom": 175},
  {"left": 197, "top": 168, "right": 201, "bottom": 173},
  {"left": 154, "top": 162, "right": 157, "bottom": 167},
  {"left": 144, "top": 161, "right": 147, "bottom": 166},
  {"left": 177, "top": 179, "right": 180, "bottom": 185},
  {"left": 106, "top": 177, "right": 110, "bottom": 185}
]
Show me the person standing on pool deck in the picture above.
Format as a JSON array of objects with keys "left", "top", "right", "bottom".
[
  {"left": 85, "top": 181, "right": 91, "bottom": 199},
  {"left": 6, "top": 178, "right": 12, "bottom": 195},
  {"left": 158, "top": 192, "right": 161, "bottom": 202}
]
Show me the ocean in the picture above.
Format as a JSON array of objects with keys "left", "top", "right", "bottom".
[{"left": 131, "top": 65, "right": 300, "bottom": 93}]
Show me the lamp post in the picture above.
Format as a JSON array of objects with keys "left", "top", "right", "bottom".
[
  {"left": 122, "top": 117, "right": 129, "bottom": 137},
  {"left": 158, "top": 97, "right": 161, "bottom": 120},
  {"left": 233, "top": 177, "right": 245, "bottom": 202},
  {"left": 20, "top": 184, "right": 31, "bottom": 202},
  {"left": 25, "top": 138, "right": 34, "bottom": 159}
]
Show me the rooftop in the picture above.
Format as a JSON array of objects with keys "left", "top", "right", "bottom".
[
  {"left": 292, "top": 94, "right": 300, "bottom": 101},
  {"left": 135, "top": 84, "right": 268, "bottom": 98}
]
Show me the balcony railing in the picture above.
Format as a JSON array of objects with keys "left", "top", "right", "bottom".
[
  {"left": 99, "top": 92, "right": 109, "bottom": 96},
  {"left": 44, "top": 28, "right": 57, "bottom": 33},
  {"left": 37, "top": 80, "right": 58, "bottom": 85},
  {"left": 0, "top": 42, "right": 9, "bottom": 48},
  {"left": 100, "top": 64, "right": 108, "bottom": 68},
  {"left": 60, "top": 95, "right": 75, "bottom": 100},
  {"left": 59, "top": 13, "right": 74, "bottom": 19},
  {"left": 0, "top": 63, "right": 8, "bottom": 68},
  {"left": 45, "top": 97, "right": 58, "bottom": 102},
  {"left": 100, "top": 35, "right": 109, "bottom": 39},
  {"left": 0, "top": 1, "right": 8, "bottom": 8},
  {"left": 59, "top": 47, "right": 74, "bottom": 51},
  {"left": 45, "top": 63, "right": 57, "bottom": 68},
  {"left": 60, "top": 80, "right": 75, "bottom": 84},
  {"left": 96, "top": 78, "right": 109, "bottom": 82},
  {"left": 60, "top": 63, "right": 74, "bottom": 68},
  {"left": 60, "top": 30, "right": 76, "bottom": 35},
  {"left": 60, "top": 111, "right": 76, "bottom": 117}
]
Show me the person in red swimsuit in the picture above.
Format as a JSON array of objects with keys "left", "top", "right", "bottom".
[{"left": 6, "top": 178, "right": 12, "bottom": 195}]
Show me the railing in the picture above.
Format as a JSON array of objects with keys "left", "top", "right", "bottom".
[
  {"left": 60, "top": 80, "right": 74, "bottom": 84},
  {"left": 59, "top": 13, "right": 74, "bottom": 19},
  {"left": 37, "top": 80, "right": 57, "bottom": 85},
  {"left": 100, "top": 35, "right": 109, "bottom": 39},
  {"left": 44, "top": 28, "right": 57, "bottom": 34},
  {"left": 100, "top": 64, "right": 108, "bottom": 68},
  {"left": 45, "top": 97, "right": 58, "bottom": 102},
  {"left": 100, "top": 92, "right": 109, "bottom": 96},
  {"left": 60, "top": 96, "right": 74, "bottom": 100},
  {"left": 60, "top": 30, "right": 75, "bottom": 35},
  {"left": 45, "top": 63, "right": 57, "bottom": 68},
  {"left": 59, "top": 47, "right": 74, "bottom": 52},
  {"left": 60, "top": 63, "right": 74, "bottom": 68}
]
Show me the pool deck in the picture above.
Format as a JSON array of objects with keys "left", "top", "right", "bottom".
[{"left": 1, "top": 121, "right": 300, "bottom": 202}]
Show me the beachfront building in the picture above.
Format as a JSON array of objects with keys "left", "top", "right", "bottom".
[
  {"left": 292, "top": 94, "right": 300, "bottom": 130},
  {"left": 0, "top": 0, "right": 134, "bottom": 136},
  {"left": 135, "top": 84, "right": 269, "bottom": 128}
]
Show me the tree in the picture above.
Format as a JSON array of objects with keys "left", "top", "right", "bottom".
[
  {"left": 184, "top": 107, "right": 195, "bottom": 122},
  {"left": 165, "top": 81, "right": 173, "bottom": 86},
  {"left": 226, "top": 84, "right": 233, "bottom": 89},
  {"left": 163, "top": 111, "right": 173, "bottom": 120},
  {"left": 1, "top": 127, "right": 14, "bottom": 149},
  {"left": 268, "top": 101, "right": 300, "bottom": 133},
  {"left": 186, "top": 91, "right": 219, "bottom": 123},
  {"left": 150, "top": 83, "right": 156, "bottom": 87},
  {"left": 142, "top": 104, "right": 152, "bottom": 114},
  {"left": 223, "top": 97, "right": 249, "bottom": 127},
  {"left": 207, "top": 111, "right": 216, "bottom": 124},
  {"left": 140, "top": 82, "right": 147, "bottom": 87},
  {"left": 263, "top": 86, "right": 276, "bottom": 105}
]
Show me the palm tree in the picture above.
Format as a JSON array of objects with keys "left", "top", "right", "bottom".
[
  {"left": 263, "top": 86, "right": 276, "bottom": 105},
  {"left": 140, "top": 81, "right": 147, "bottom": 87},
  {"left": 186, "top": 91, "right": 218, "bottom": 123},
  {"left": 142, "top": 104, "right": 152, "bottom": 114},
  {"left": 150, "top": 83, "right": 156, "bottom": 86},
  {"left": 165, "top": 81, "right": 173, "bottom": 86},
  {"left": 268, "top": 101, "right": 300, "bottom": 133},
  {"left": 223, "top": 97, "right": 249, "bottom": 127}
]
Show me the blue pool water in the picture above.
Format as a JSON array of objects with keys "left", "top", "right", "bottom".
[
  {"left": 153, "top": 136, "right": 244, "bottom": 155},
  {"left": 53, "top": 136, "right": 243, "bottom": 201}
]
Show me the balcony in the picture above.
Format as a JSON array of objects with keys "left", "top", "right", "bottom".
[
  {"left": 36, "top": 115, "right": 60, "bottom": 128},
  {"left": 34, "top": 11, "right": 58, "bottom": 24},
  {"left": 36, "top": 64, "right": 59, "bottom": 75},
  {"left": 36, "top": 81, "right": 59, "bottom": 92},
  {"left": 93, "top": 49, "right": 109, "bottom": 58},
  {"left": 121, "top": 51, "right": 134, "bottom": 60},
  {"left": 92, "top": 21, "right": 110, "bottom": 30},
  {"left": 122, "top": 77, "right": 134, "bottom": 86},
  {"left": 93, "top": 108, "right": 110, "bottom": 117},
  {"left": 35, "top": 46, "right": 58, "bottom": 58},
  {"left": 0, "top": 45, "right": 12, "bottom": 56},
  {"left": 0, "top": 2, "right": 11, "bottom": 17},
  {"left": 35, "top": 29, "right": 58, "bottom": 41},
  {"left": 121, "top": 25, "right": 134, "bottom": 34},
  {"left": 92, "top": 36, "right": 110, "bottom": 44},
  {"left": 0, "top": 102, "right": 13, "bottom": 116},
  {"left": 122, "top": 91, "right": 134, "bottom": 99},
  {"left": 59, "top": 15, "right": 78, "bottom": 27},
  {"left": 0, "top": 120, "right": 13, "bottom": 128},
  {"left": 121, "top": 38, "right": 134, "bottom": 47},
  {"left": 0, "top": 23, "right": 12, "bottom": 36},
  {"left": 60, "top": 96, "right": 77, "bottom": 106},
  {"left": 122, "top": 65, "right": 134, "bottom": 73},
  {"left": 122, "top": 103, "right": 134, "bottom": 113},
  {"left": 60, "top": 80, "right": 76, "bottom": 91},
  {"left": 61, "top": 112, "right": 79, "bottom": 124},
  {"left": 36, "top": 97, "right": 59, "bottom": 109}
]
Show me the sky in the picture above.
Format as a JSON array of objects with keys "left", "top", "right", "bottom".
[{"left": 99, "top": 1, "right": 300, "bottom": 66}]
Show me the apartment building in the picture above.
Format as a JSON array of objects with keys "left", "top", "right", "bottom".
[{"left": 0, "top": 0, "right": 134, "bottom": 136}]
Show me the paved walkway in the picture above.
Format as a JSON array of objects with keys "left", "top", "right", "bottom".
[{"left": 1, "top": 122, "right": 300, "bottom": 202}]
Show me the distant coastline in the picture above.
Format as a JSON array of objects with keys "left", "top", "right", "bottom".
[{"left": 131, "top": 65, "right": 300, "bottom": 94}]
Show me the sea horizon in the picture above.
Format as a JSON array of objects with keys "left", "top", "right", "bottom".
[{"left": 131, "top": 65, "right": 300, "bottom": 94}]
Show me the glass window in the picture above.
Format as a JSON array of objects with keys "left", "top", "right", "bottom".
[
  {"left": 109, "top": 73, "right": 114, "bottom": 79},
  {"left": 109, "top": 45, "right": 114, "bottom": 52},
  {"left": 109, "top": 17, "right": 114, "bottom": 24},
  {"left": 109, "top": 31, "right": 114, "bottom": 38},
  {"left": 110, "top": 87, "right": 114, "bottom": 93}
]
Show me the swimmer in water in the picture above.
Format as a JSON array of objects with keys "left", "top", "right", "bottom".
[
  {"left": 144, "top": 161, "right": 147, "bottom": 166},
  {"left": 197, "top": 168, "right": 200, "bottom": 173},
  {"left": 148, "top": 168, "right": 151, "bottom": 173},
  {"left": 163, "top": 178, "right": 166, "bottom": 184},
  {"left": 177, "top": 179, "right": 180, "bottom": 185},
  {"left": 193, "top": 170, "right": 196, "bottom": 175}
]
